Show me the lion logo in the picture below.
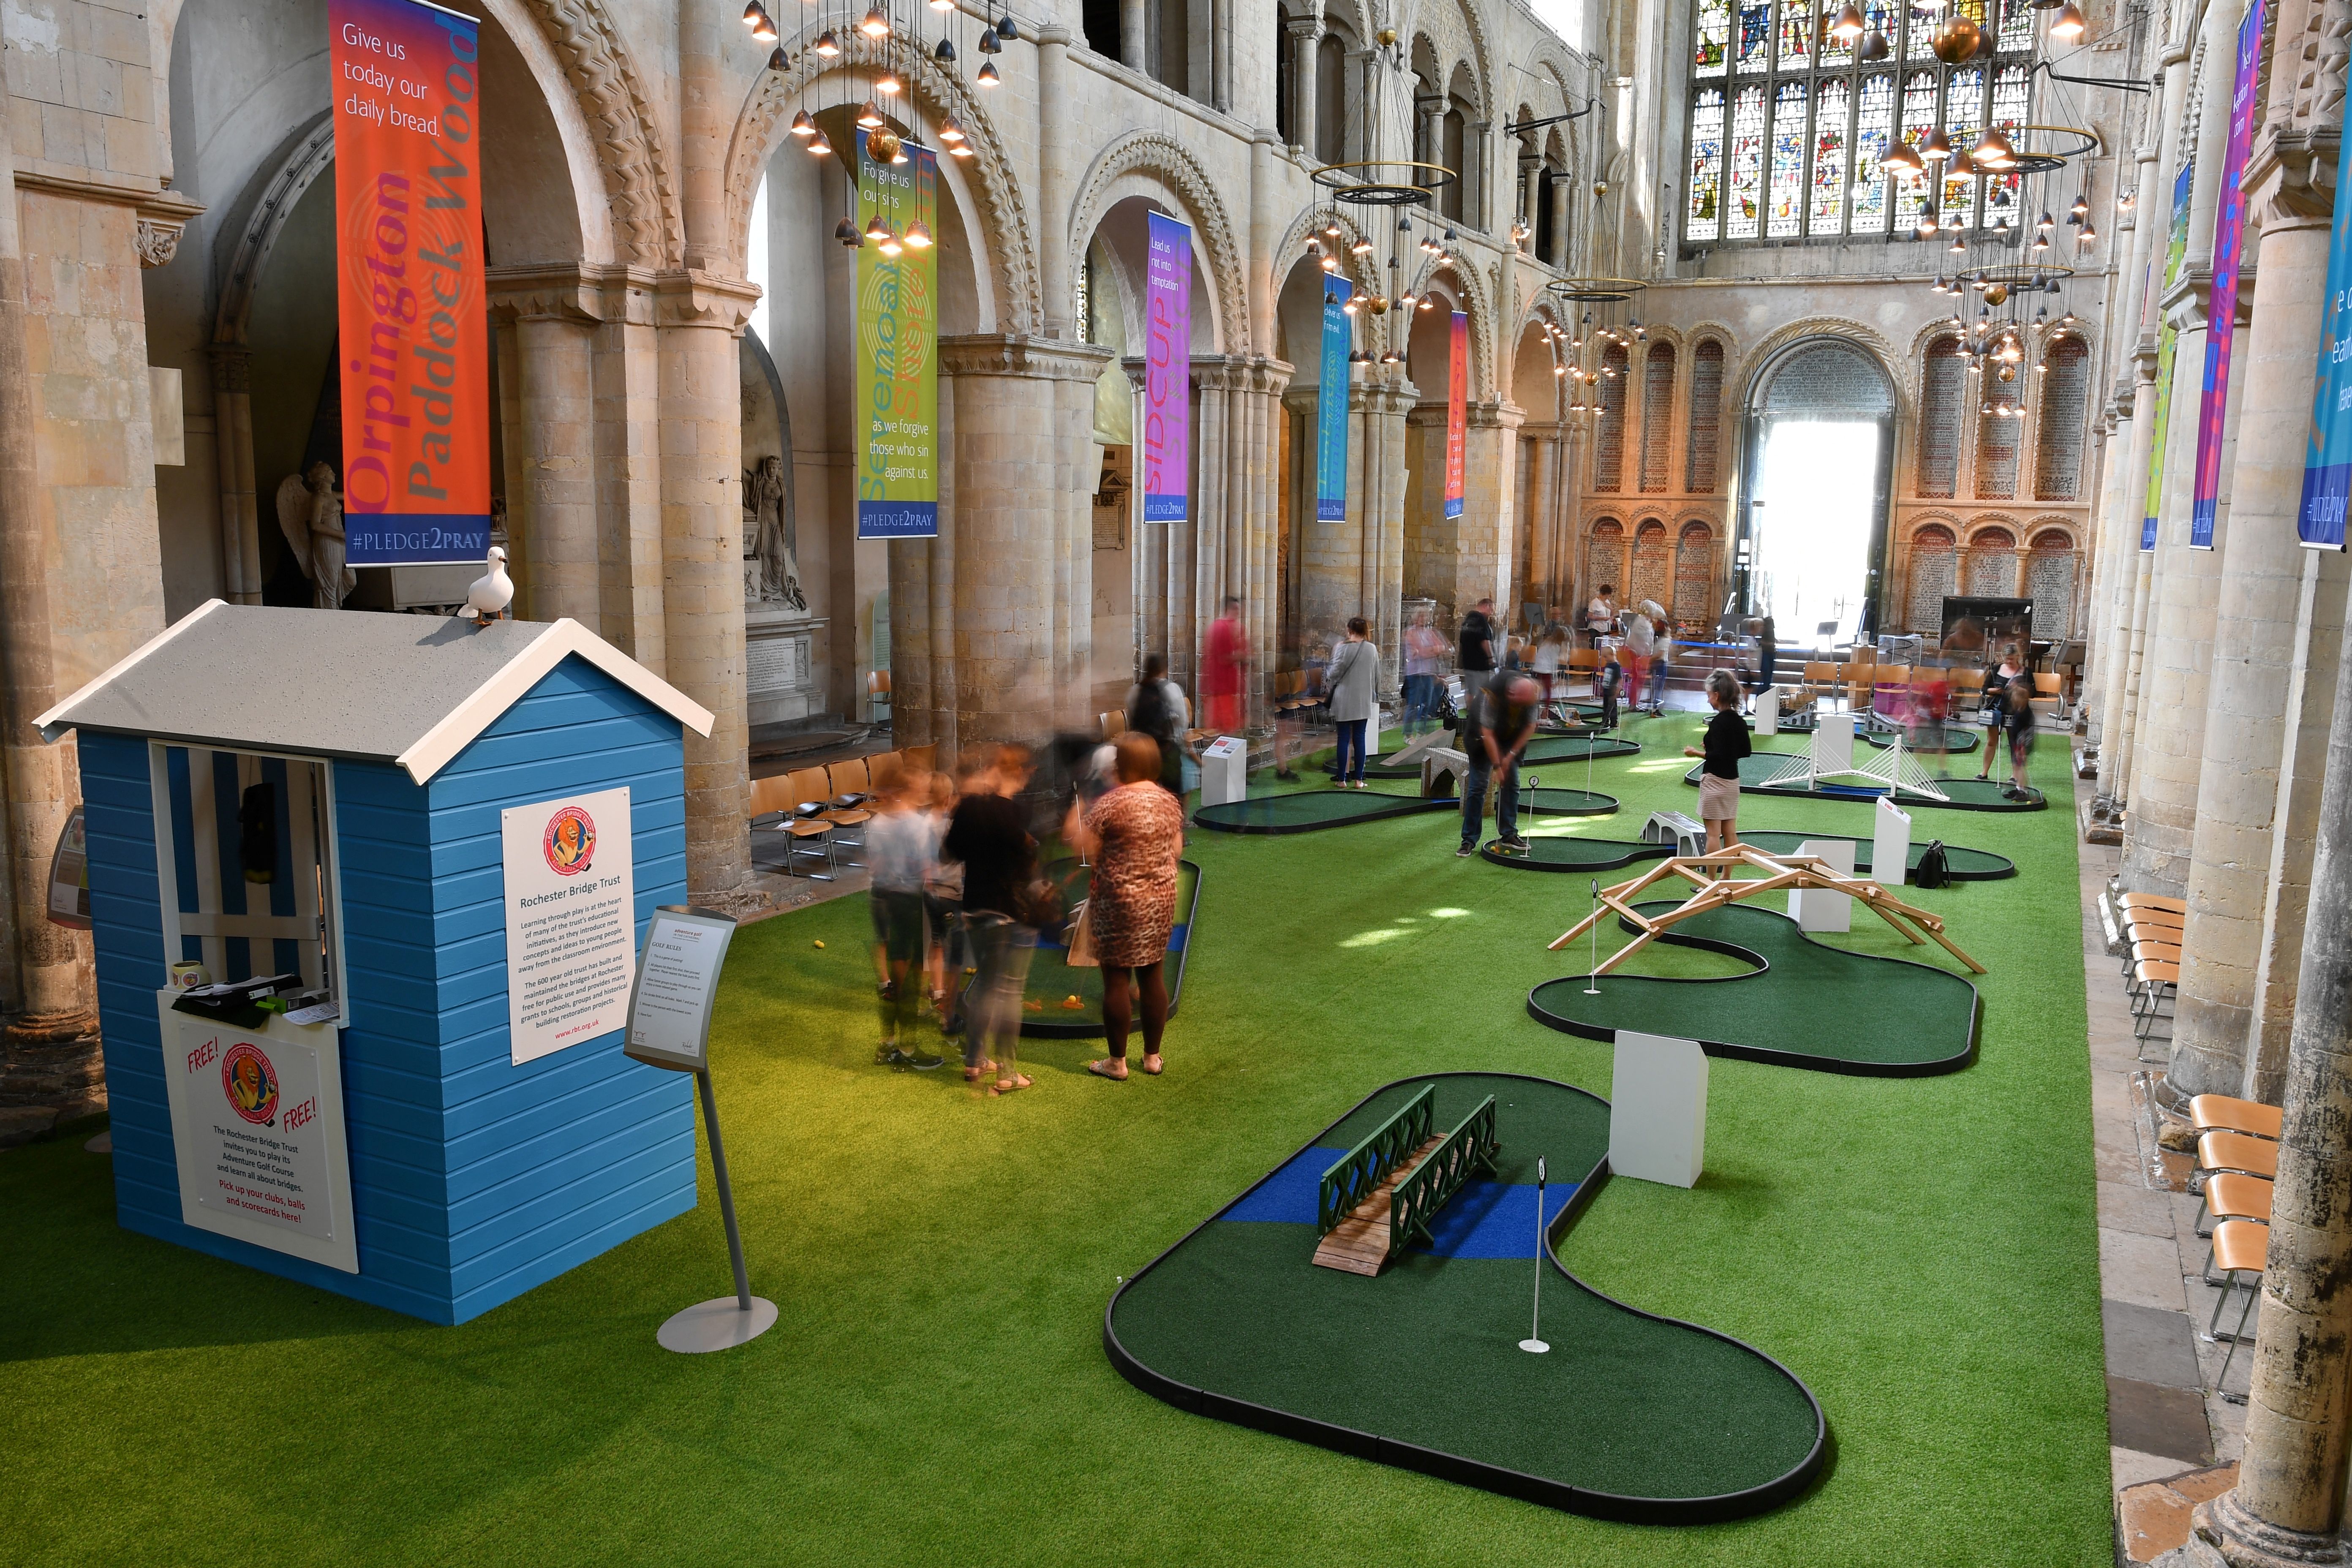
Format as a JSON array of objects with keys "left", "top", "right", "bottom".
[
  {"left": 221, "top": 1042, "right": 279, "bottom": 1127},
  {"left": 543, "top": 806, "right": 595, "bottom": 877}
]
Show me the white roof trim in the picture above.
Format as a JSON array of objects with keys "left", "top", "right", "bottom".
[
  {"left": 34, "top": 599, "right": 229, "bottom": 743},
  {"left": 394, "top": 618, "right": 716, "bottom": 784}
]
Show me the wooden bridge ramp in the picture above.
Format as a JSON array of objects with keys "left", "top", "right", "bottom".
[{"left": 1312, "top": 1134, "right": 1447, "bottom": 1276}]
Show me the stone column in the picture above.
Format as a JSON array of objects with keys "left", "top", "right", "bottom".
[
  {"left": 940, "top": 335, "right": 1113, "bottom": 743},
  {"left": 501, "top": 302, "right": 602, "bottom": 628},
  {"left": 1363, "top": 378, "right": 1413, "bottom": 688},
  {"left": 0, "top": 78, "right": 96, "bottom": 1052},
  {"left": 2167, "top": 122, "right": 2337, "bottom": 1105},
  {"left": 1121, "top": 0, "right": 1147, "bottom": 76},
  {"left": 592, "top": 300, "right": 667, "bottom": 665},
  {"left": 1549, "top": 171, "right": 1572, "bottom": 270},
  {"left": 1416, "top": 94, "right": 1444, "bottom": 199},
  {"left": 1521, "top": 423, "right": 1560, "bottom": 606},
  {"left": 207, "top": 350, "right": 264, "bottom": 603},
  {"left": 656, "top": 275, "right": 760, "bottom": 906},
  {"left": 1288, "top": 16, "right": 1320, "bottom": 155},
  {"left": 2189, "top": 568, "right": 2352, "bottom": 1564},
  {"left": 1037, "top": 27, "right": 1075, "bottom": 340},
  {"left": 2082, "top": 410, "right": 2130, "bottom": 745},
  {"left": 1463, "top": 399, "right": 1524, "bottom": 618}
]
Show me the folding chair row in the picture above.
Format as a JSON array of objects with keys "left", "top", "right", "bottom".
[
  {"left": 746, "top": 746, "right": 942, "bottom": 881},
  {"left": 2191, "top": 1093, "right": 2283, "bottom": 1143}
]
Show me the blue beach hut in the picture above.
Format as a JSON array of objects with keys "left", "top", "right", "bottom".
[{"left": 37, "top": 602, "right": 717, "bottom": 1324}]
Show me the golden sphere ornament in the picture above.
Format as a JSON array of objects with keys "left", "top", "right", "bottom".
[
  {"left": 865, "top": 126, "right": 902, "bottom": 164},
  {"left": 1930, "top": 16, "right": 1984, "bottom": 63},
  {"left": 1983, "top": 282, "right": 2009, "bottom": 305},
  {"left": 1368, "top": 295, "right": 1391, "bottom": 314}
]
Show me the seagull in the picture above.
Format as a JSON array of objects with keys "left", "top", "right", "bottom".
[{"left": 459, "top": 546, "right": 513, "bottom": 626}]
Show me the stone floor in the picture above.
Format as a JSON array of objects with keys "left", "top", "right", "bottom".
[{"left": 2080, "top": 775, "right": 2259, "bottom": 1562}]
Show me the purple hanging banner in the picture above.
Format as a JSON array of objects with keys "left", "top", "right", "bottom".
[
  {"left": 1143, "top": 212, "right": 1192, "bottom": 523},
  {"left": 2189, "top": 0, "right": 2265, "bottom": 549}
]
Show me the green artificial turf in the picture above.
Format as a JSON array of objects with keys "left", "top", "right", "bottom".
[
  {"left": 1110, "top": 1072, "right": 1824, "bottom": 1516},
  {"left": 1527, "top": 901, "right": 1981, "bottom": 1074},
  {"left": 0, "top": 703, "right": 2109, "bottom": 1567}
]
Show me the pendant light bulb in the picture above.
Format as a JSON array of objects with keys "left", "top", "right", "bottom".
[
  {"left": 836, "top": 215, "right": 864, "bottom": 245},
  {"left": 935, "top": 35, "right": 956, "bottom": 60},
  {"left": 742, "top": 0, "right": 765, "bottom": 23},
  {"left": 1921, "top": 128, "right": 1952, "bottom": 163},
  {"left": 938, "top": 116, "right": 965, "bottom": 142},
  {"left": 1975, "top": 129, "right": 2013, "bottom": 168},
  {"left": 977, "top": 58, "right": 1001, "bottom": 84},
  {"left": 809, "top": 128, "right": 834, "bottom": 155},
  {"left": 879, "top": 229, "right": 904, "bottom": 258},
  {"left": 857, "top": 99, "right": 886, "bottom": 128},
  {"left": 2049, "top": 0, "right": 2085, "bottom": 38},
  {"left": 789, "top": 109, "right": 817, "bottom": 136},
  {"left": 767, "top": 45, "right": 788, "bottom": 69},
  {"left": 860, "top": 4, "right": 890, "bottom": 35},
  {"left": 1830, "top": 0, "right": 1866, "bottom": 39},
  {"left": 864, "top": 212, "right": 891, "bottom": 242},
  {"left": 1858, "top": 27, "right": 1890, "bottom": 59},
  {"left": 946, "top": 138, "right": 975, "bottom": 157},
  {"left": 751, "top": 11, "right": 779, "bottom": 41},
  {"left": 977, "top": 27, "right": 1001, "bottom": 51},
  {"left": 1946, "top": 147, "right": 1978, "bottom": 179},
  {"left": 996, "top": 13, "right": 1018, "bottom": 38},
  {"left": 814, "top": 28, "right": 841, "bottom": 54},
  {"left": 877, "top": 72, "right": 903, "bottom": 95}
]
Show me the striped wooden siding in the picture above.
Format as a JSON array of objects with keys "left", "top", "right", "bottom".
[{"left": 82, "top": 657, "right": 696, "bottom": 1325}]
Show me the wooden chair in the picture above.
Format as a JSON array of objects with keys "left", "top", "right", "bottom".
[
  {"left": 2191, "top": 1093, "right": 2283, "bottom": 1143},
  {"left": 823, "top": 760, "right": 874, "bottom": 863},
  {"left": 866, "top": 750, "right": 905, "bottom": 794},
  {"left": 2198, "top": 1172, "right": 2273, "bottom": 1273},
  {"left": 2205, "top": 1219, "right": 2270, "bottom": 1397},
  {"left": 2194, "top": 1132, "right": 2282, "bottom": 1239},
  {"left": 746, "top": 773, "right": 798, "bottom": 866},
  {"left": 781, "top": 765, "right": 838, "bottom": 880},
  {"left": 2122, "top": 891, "right": 2188, "bottom": 916},
  {"left": 905, "top": 743, "right": 936, "bottom": 772},
  {"left": 2132, "top": 957, "right": 2178, "bottom": 1041}
]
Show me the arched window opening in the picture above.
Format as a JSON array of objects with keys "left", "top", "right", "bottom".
[
  {"left": 1686, "top": 339, "right": 1725, "bottom": 492},
  {"left": 1918, "top": 335, "right": 1964, "bottom": 499},
  {"left": 1904, "top": 523, "right": 1957, "bottom": 633},
  {"left": 1965, "top": 525, "right": 2017, "bottom": 596},
  {"left": 1641, "top": 343, "right": 1677, "bottom": 493},
  {"left": 1316, "top": 33, "right": 1348, "bottom": 165},
  {"left": 1631, "top": 520, "right": 1672, "bottom": 609},
  {"left": 1587, "top": 518, "right": 1627, "bottom": 604},
  {"left": 2034, "top": 336, "right": 2091, "bottom": 500},
  {"left": 1594, "top": 342, "right": 1631, "bottom": 492}
]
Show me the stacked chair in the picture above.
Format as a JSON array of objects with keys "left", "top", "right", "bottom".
[
  {"left": 2119, "top": 892, "right": 2185, "bottom": 1052},
  {"left": 2187, "top": 1093, "right": 2284, "bottom": 1401},
  {"left": 745, "top": 743, "right": 939, "bottom": 881}
]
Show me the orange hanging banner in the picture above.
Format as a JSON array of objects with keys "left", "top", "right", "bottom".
[{"left": 330, "top": 0, "right": 492, "bottom": 565}]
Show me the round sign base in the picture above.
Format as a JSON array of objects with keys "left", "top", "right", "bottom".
[
  {"left": 658, "top": 1295, "right": 779, "bottom": 1354},
  {"left": 1519, "top": 1338, "right": 1551, "bottom": 1354}
]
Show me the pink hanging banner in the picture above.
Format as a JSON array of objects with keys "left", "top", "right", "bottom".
[
  {"left": 1143, "top": 212, "right": 1192, "bottom": 523},
  {"left": 1444, "top": 311, "right": 1468, "bottom": 520},
  {"left": 2189, "top": 0, "right": 2265, "bottom": 549}
]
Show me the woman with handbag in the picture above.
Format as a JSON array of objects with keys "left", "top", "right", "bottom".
[
  {"left": 1325, "top": 616, "right": 1380, "bottom": 788},
  {"left": 942, "top": 743, "right": 1040, "bottom": 1094},
  {"left": 1975, "top": 647, "right": 2024, "bottom": 781},
  {"left": 1070, "top": 733, "right": 1187, "bottom": 1082}
]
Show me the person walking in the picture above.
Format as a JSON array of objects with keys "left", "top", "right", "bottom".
[
  {"left": 1402, "top": 612, "right": 1447, "bottom": 735},
  {"left": 1201, "top": 596, "right": 1246, "bottom": 735},
  {"left": 1749, "top": 615, "right": 1779, "bottom": 701},
  {"left": 1529, "top": 623, "right": 1565, "bottom": 721},
  {"left": 1126, "top": 652, "right": 1192, "bottom": 797},
  {"left": 1645, "top": 615, "right": 1673, "bottom": 712},
  {"left": 1325, "top": 616, "right": 1380, "bottom": 787},
  {"left": 1623, "top": 607, "right": 1655, "bottom": 709},
  {"left": 1068, "top": 733, "right": 1187, "bottom": 1082},
  {"left": 1585, "top": 584, "right": 1617, "bottom": 649},
  {"left": 1999, "top": 664, "right": 2039, "bottom": 801},
  {"left": 1458, "top": 597, "right": 1497, "bottom": 679},
  {"left": 866, "top": 770, "right": 944, "bottom": 1070},
  {"left": 1684, "top": 669, "right": 1750, "bottom": 853},
  {"left": 1975, "top": 646, "right": 2024, "bottom": 781},
  {"left": 942, "top": 744, "right": 1040, "bottom": 1095},
  {"left": 1458, "top": 670, "right": 1540, "bottom": 857}
]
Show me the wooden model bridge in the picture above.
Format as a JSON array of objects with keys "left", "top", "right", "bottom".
[
  {"left": 1546, "top": 844, "right": 1985, "bottom": 976},
  {"left": 1312, "top": 1087, "right": 1500, "bottom": 1276}
]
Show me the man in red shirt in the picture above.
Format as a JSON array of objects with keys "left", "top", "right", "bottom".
[{"left": 1201, "top": 596, "right": 1245, "bottom": 734}]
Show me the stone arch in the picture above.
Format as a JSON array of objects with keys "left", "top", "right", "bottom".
[
  {"left": 1741, "top": 320, "right": 1902, "bottom": 420},
  {"left": 508, "top": 0, "right": 681, "bottom": 266},
  {"left": 1066, "top": 131, "right": 1248, "bottom": 355},
  {"left": 2028, "top": 520, "right": 2079, "bottom": 549},
  {"left": 212, "top": 115, "right": 335, "bottom": 348},
  {"left": 1271, "top": 205, "right": 1383, "bottom": 299},
  {"left": 1417, "top": 256, "right": 1494, "bottom": 400},
  {"left": 722, "top": 35, "right": 1036, "bottom": 331}
]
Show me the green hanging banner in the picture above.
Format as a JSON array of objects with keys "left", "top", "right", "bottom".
[{"left": 854, "top": 132, "right": 939, "bottom": 539}]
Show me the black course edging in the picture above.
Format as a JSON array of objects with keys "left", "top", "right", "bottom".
[
  {"left": 1479, "top": 831, "right": 2015, "bottom": 881},
  {"left": 1102, "top": 1071, "right": 1829, "bottom": 1525},
  {"left": 1191, "top": 790, "right": 1456, "bottom": 835},
  {"left": 1680, "top": 755, "right": 2048, "bottom": 811}
]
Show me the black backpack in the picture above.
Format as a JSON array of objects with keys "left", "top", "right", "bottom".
[{"left": 1915, "top": 840, "right": 1951, "bottom": 890}]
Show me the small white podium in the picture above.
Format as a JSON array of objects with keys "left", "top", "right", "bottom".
[
  {"left": 1199, "top": 735, "right": 1247, "bottom": 807},
  {"left": 1754, "top": 686, "right": 1779, "bottom": 736},
  {"left": 1609, "top": 1031, "right": 1708, "bottom": 1188},
  {"left": 1787, "top": 836, "right": 1855, "bottom": 933},
  {"left": 1874, "top": 796, "right": 1913, "bottom": 886}
]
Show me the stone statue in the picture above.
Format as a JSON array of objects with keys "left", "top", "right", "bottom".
[
  {"left": 743, "top": 455, "right": 806, "bottom": 610},
  {"left": 274, "top": 460, "right": 355, "bottom": 609}
]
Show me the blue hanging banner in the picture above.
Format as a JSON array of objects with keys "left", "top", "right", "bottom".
[
  {"left": 1316, "top": 278, "right": 1352, "bottom": 523},
  {"left": 2298, "top": 102, "right": 2352, "bottom": 548}
]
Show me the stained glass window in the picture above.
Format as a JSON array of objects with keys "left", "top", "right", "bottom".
[
  {"left": 1895, "top": 70, "right": 1938, "bottom": 227},
  {"left": 1768, "top": 81, "right": 1809, "bottom": 236},
  {"left": 1810, "top": 77, "right": 1851, "bottom": 232},
  {"left": 1726, "top": 84, "right": 1768, "bottom": 239},
  {"left": 1777, "top": 0, "right": 1813, "bottom": 69},
  {"left": 1941, "top": 65, "right": 1984, "bottom": 227},
  {"left": 1689, "top": 87, "right": 1726, "bottom": 239},
  {"left": 1737, "top": 0, "right": 1772, "bottom": 68},
  {"left": 1684, "top": 0, "right": 2030, "bottom": 244},
  {"left": 1696, "top": 0, "right": 1731, "bottom": 74},
  {"left": 1851, "top": 71, "right": 1894, "bottom": 232}
]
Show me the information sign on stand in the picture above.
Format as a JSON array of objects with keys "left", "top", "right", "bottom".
[{"left": 625, "top": 906, "right": 777, "bottom": 1354}]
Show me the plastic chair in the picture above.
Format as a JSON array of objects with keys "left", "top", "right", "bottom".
[
  {"left": 822, "top": 760, "right": 874, "bottom": 864},
  {"left": 2190, "top": 1094, "right": 2282, "bottom": 1143},
  {"left": 2204, "top": 1219, "right": 2269, "bottom": 1400},
  {"left": 783, "top": 766, "right": 837, "bottom": 880}
]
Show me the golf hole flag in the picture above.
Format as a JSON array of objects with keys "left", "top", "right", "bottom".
[
  {"left": 2300, "top": 74, "right": 2352, "bottom": 547},
  {"left": 1445, "top": 311, "right": 1468, "bottom": 521},
  {"left": 2190, "top": 0, "right": 2264, "bottom": 550},
  {"left": 1143, "top": 212, "right": 1192, "bottom": 523},
  {"left": 1316, "top": 279, "right": 1352, "bottom": 522},
  {"left": 855, "top": 131, "right": 939, "bottom": 539},
  {"left": 330, "top": 0, "right": 492, "bottom": 565}
]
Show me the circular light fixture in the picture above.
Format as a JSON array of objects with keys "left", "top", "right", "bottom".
[
  {"left": 789, "top": 109, "right": 817, "bottom": 136},
  {"left": 1351, "top": 237, "right": 1373, "bottom": 254},
  {"left": 1921, "top": 128, "right": 1953, "bottom": 163},
  {"left": 767, "top": 46, "right": 787, "bottom": 69},
  {"left": 878, "top": 228, "right": 904, "bottom": 257},
  {"left": 1320, "top": 253, "right": 1338, "bottom": 272},
  {"left": 1975, "top": 129, "right": 2014, "bottom": 168},
  {"left": 938, "top": 117, "right": 966, "bottom": 142},
  {"left": 1946, "top": 147, "right": 1979, "bottom": 179},
  {"left": 1858, "top": 27, "right": 1890, "bottom": 59},
  {"left": 935, "top": 35, "right": 956, "bottom": 59},
  {"left": 2079, "top": 222, "right": 2097, "bottom": 243},
  {"left": 814, "top": 28, "right": 841, "bottom": 54},
  {"left": 877, "top": 72, "right": 903, "bottom": 95},
  {"left": 996, "top": 13, "right": 1018, "bottom": 38},
  {"left": 863, "top": 212, "right": 891, "bottom": 242},
  {"left": 860, "top": 5, "right": 890, "bottom": 35},
  {"left": 977, "top": 27, "right": 1001, "bottom": 52},
  {"left": 866, "top": 125, "right": 903, "bottom": 162},
  {"left": 1916, "top": 214, "right": 1939, "bottom": 237},
  {"left": 741, "top": 0, "right": 765, "bottom": 24},
  {"left": 946, "top": 139, "right": 974, "bottom": 158},
  {"left": 1930, "top": 15, "right": 1984, "bottom": 61},
  {"left": 1884, "top": 141, "right": 1924, "bottom": 176},
  {"left": 1949, "top": 232, "right": 1968, "bottom": 254}
]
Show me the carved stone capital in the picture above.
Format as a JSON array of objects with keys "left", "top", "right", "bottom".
[
  {"left": 487, "top": 262, "right": 664, "bottom": 326},
  {"left": 651, "top": 269, "right": 762, "bottom": 332},
  {"left": 2245, "top": 126, "right": 2340, "bottom": 233},
  {"left": 1467, "top": 398, "right": 1524, "bottom": 430},
  {"left": 942, "top": 333, "right": 1116, "bottom": 382},
  {"left": 133, "top": 218, "right": 182, "bottom": 268}
]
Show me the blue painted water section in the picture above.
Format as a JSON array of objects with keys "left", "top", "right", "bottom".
[{"left": 1223, "top": 1146, "right": 1575, "bottom": 1258}]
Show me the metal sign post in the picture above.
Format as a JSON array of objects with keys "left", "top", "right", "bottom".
[
  {"left": 1520, "top": 1156, "right": 1550, "bottom": 1354},
  {"left": 625, "top": 905, "right": 778, "bottom": 1354}
]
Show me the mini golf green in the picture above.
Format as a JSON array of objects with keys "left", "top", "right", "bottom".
[
  {"left": 1367, "top": 733, "right": 1639, "bottom": 778},
  {"left": 1480, "top": 830, "right": 2015, "bottom": 881},
  {"left": 1528, "top": 902, "right": 1981, "bottom": 1075},
  {"left": 1019, "top": 859, "right": 1203, "bottom": 1038},
  {"left": 1861, "top": 724, "right": 1983, "bottom": 755},
  {"left": 1683, "top": 754, "right": 2046, "bottom": 811},
  {"left": 1105, "top": 1071, "right": 1826, "bottom": 1523},
  {"left": 1193, "top": 789, "right": 1454, "bottom": 834}
]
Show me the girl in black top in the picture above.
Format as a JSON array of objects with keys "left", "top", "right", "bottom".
[
  {"left": 1975, "top": 647, "right": 2023, "bottom": 781},
  {"left": 1683, "top": 669, "right": 1751, "bottom": 852},
  {"left": 2000, "top": 672, "right": 2038, "bottom": 801}
]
